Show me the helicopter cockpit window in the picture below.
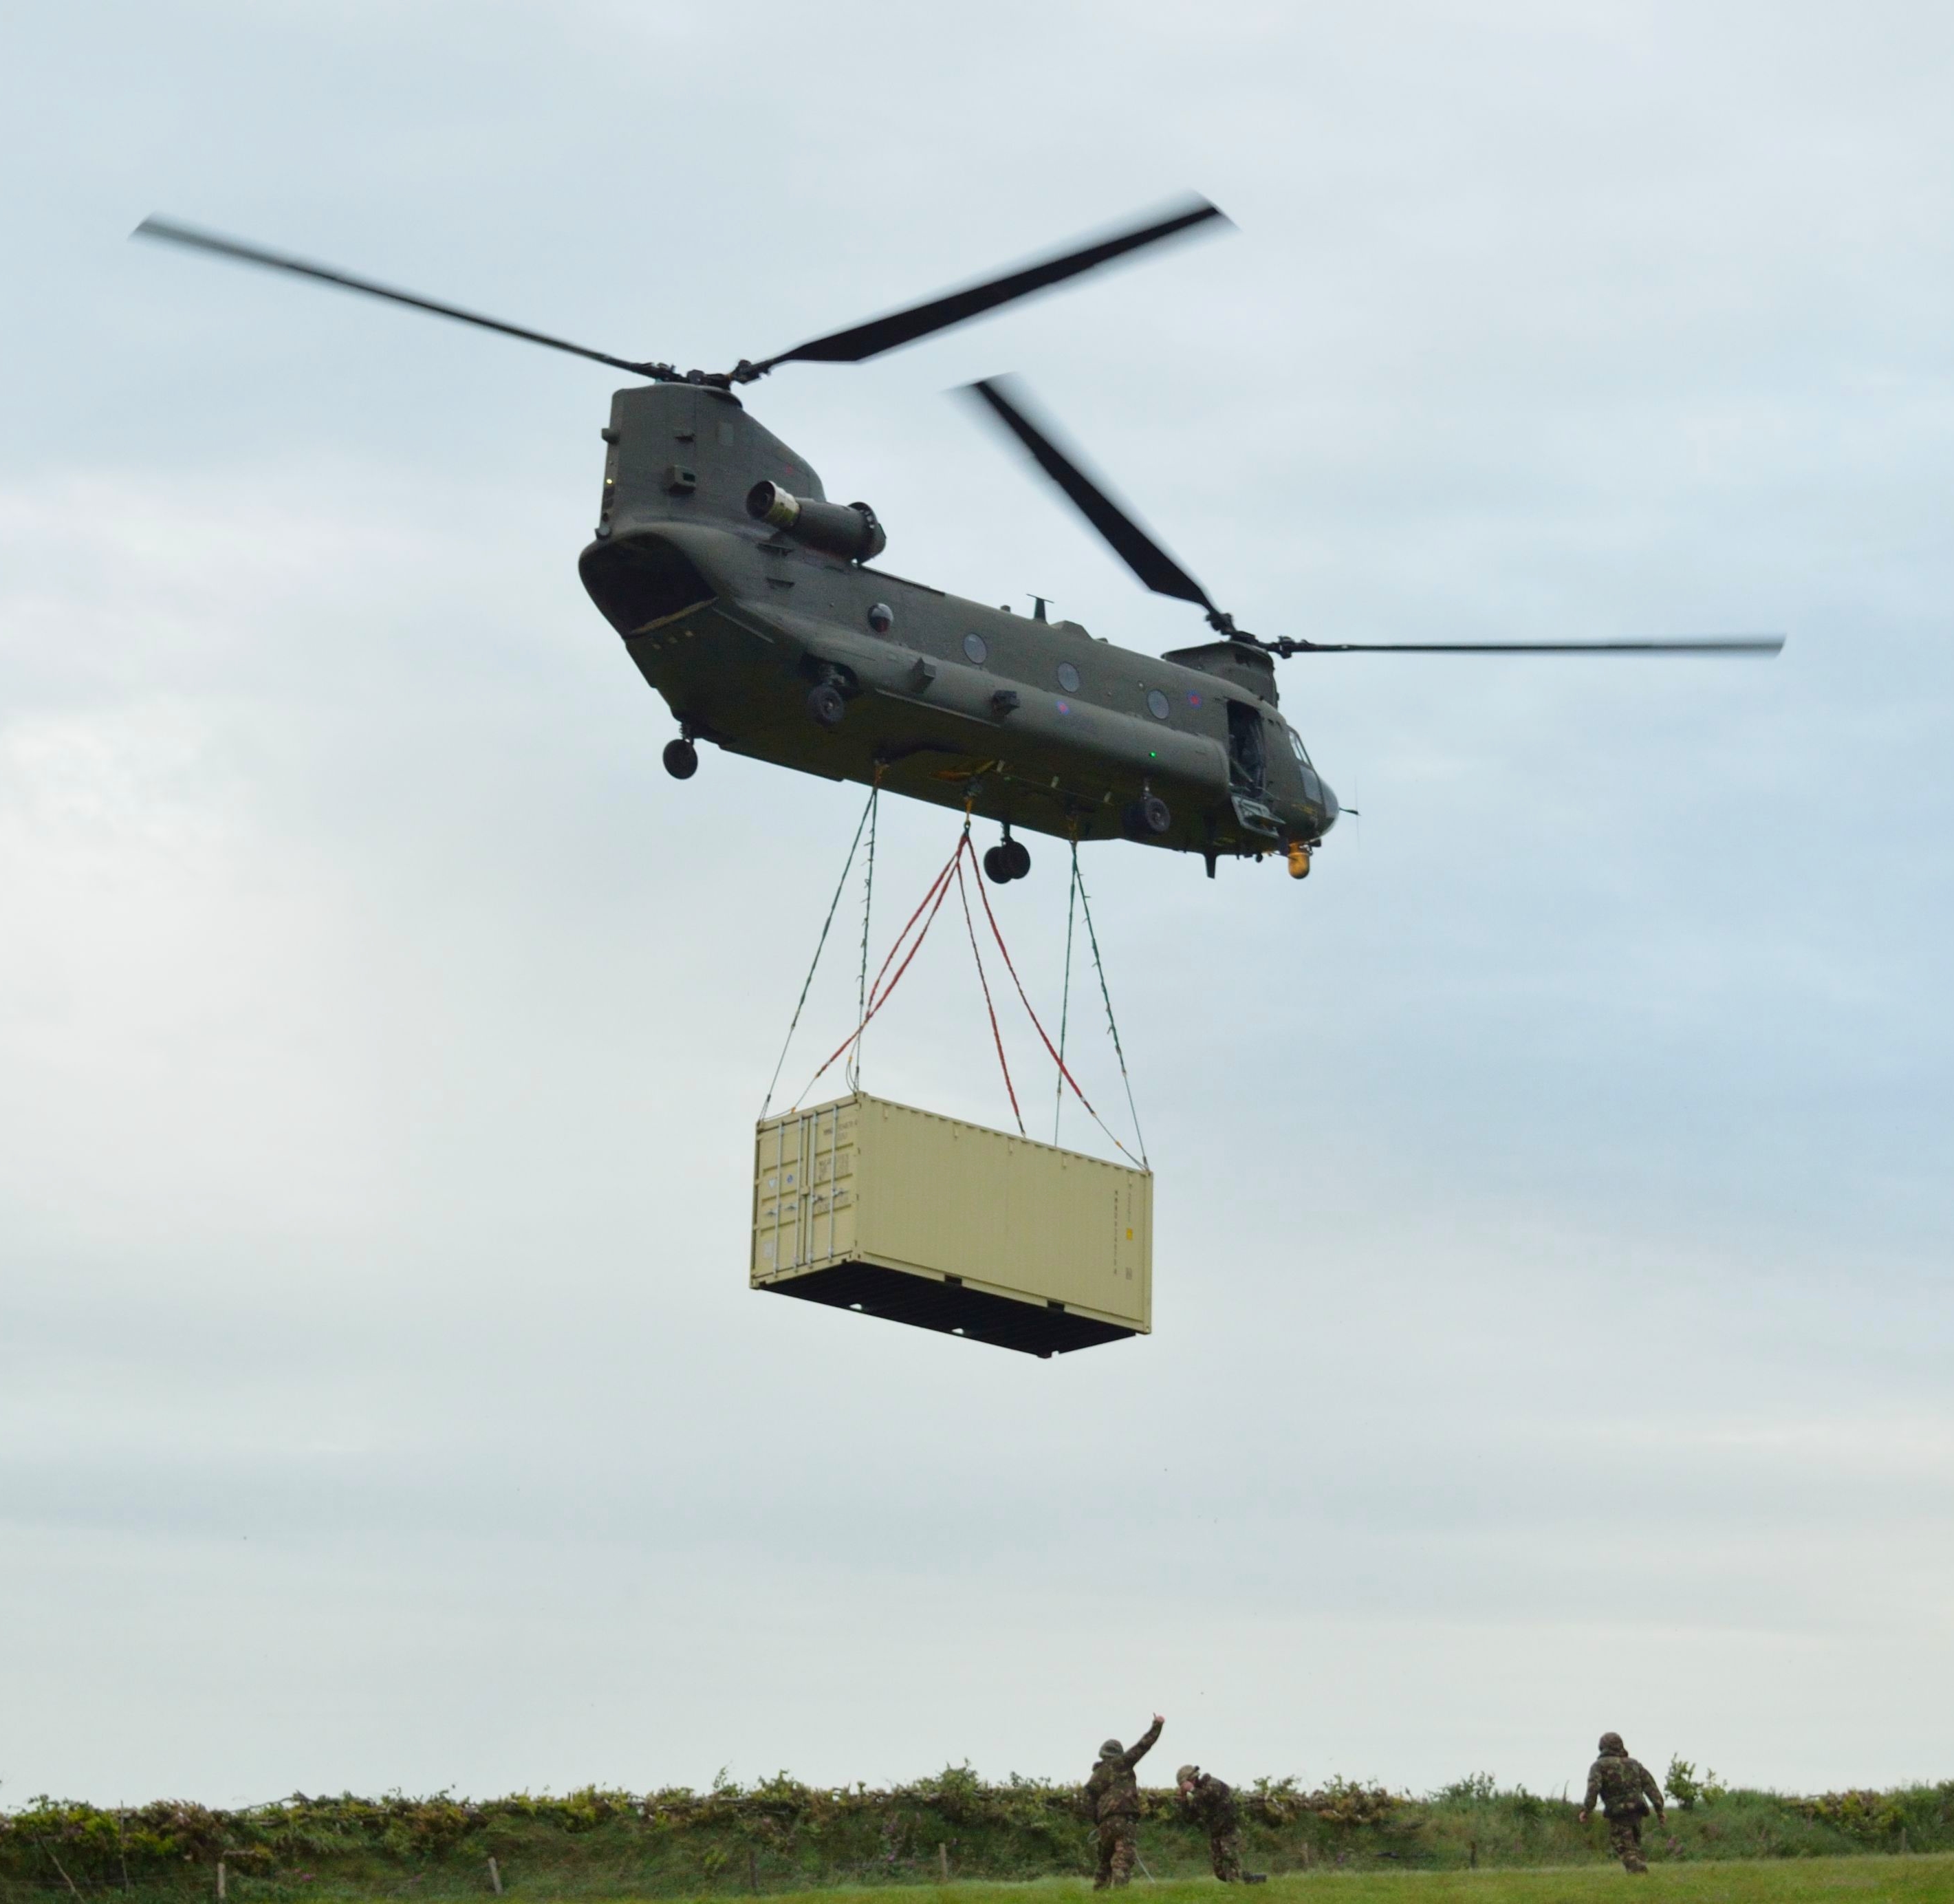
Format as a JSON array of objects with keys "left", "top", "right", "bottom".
[
  {"left": 1288, "top": 727, "right": 1311, "bottom": 766},
  {"left": 1056, "top": 662, "right": 1081, "bottom": 693},
  {"left": 963, "top": 631, "right": 988, "bottom": 665}
]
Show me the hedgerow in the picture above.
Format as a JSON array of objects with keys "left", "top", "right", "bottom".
[{"left": 1, "top": 1773, "right": 1948, "bottom": 1897}]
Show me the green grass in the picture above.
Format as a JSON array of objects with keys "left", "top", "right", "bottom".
[
  {"left": 665, "top": 1864, "right": 1948, "bottom": 1904},
  {"left": 558, "top": 1863, "right": 1954, "bottom": 1904}
]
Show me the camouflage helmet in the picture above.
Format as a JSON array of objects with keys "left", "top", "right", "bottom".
[
  {"left": 1100, "top": 1739, "right": 1125, "bottom": 1759},
  {"left": 1175, "top": 1765, "right": 1199, "bottom": 1786},
  {"left": 1598, "top": 1732, "right": 1627, "bottom": 1756}
]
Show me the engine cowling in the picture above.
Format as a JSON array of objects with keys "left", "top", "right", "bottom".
[{"left": 746, "top": 482, "right": 887, "bottom": 562}]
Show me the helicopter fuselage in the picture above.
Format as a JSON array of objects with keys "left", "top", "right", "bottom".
[{"left": 578, "top": 382, "right": 1337, "bottom": 867}]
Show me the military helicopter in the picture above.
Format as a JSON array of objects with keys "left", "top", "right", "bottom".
[{"left": 135, "top": 202, "right": 1781, "bottom": 885}]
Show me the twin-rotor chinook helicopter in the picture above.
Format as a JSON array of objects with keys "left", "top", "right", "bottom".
[{"left": 136, "top": 200, "right": 1781, "bottom": 885}]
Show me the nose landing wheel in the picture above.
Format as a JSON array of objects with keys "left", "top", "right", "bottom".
[{"left": 663, "top": 737, "right": 699, "bottom": 780}]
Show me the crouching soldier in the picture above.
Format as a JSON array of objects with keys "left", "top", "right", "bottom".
[
  {"left": 1085, "top": 1714, "right": 1163, "bottom": 1890},
  {"left": 1576, "top": 1731, "right": 1667, "bottom": 1874},
  {"left": 1175, "top": 1764, "right": 1262, "bottom": 1883}
]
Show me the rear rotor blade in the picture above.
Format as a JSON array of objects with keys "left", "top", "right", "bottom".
[
  {"left": 755, "top": 197, "right": 1228, "bottom": 373},
  {"left": 966, "top": 375, "right": 1217, "bottom": 611},
  {"left": 1281, "top": 636, "right": 1785, "bottom": 655},
  {"left": 133, "top": 216, "right": 666, "bottom": 378}
]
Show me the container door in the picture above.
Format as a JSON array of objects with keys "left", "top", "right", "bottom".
[{"left": 754, "top": 1114, "right": 810, "bottom": 1277}]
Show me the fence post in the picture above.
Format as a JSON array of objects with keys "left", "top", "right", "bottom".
[
  {"left": 747, "top": 1846, "right": 759, "bottom": 1892},
  {"left": 1469, "top": 1840, "right": 1478, "bottom": 1870},
  {"left": 488, "top": 1857, "right": 503, "bottom": 1894},
  {"left": 45, "top": 1850, "right": 86, "bottom": 1903},
  {"left": 217, "top": 1859, "right": 227, "bottom": 1902},
  {"left": 939, "top": 1843, "right": 950, "bottom": 1883}
]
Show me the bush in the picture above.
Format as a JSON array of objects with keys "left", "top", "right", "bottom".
[{"left": 1431, "top": 1773, "right": 1498, "bottom": 1806}]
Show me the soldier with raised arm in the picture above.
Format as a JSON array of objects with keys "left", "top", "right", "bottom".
[
  {"left": 1085, "top": 1714, "right": 1163, "bottom": 1890},
  {"left": 1577, "top": 1731, "right": 1667, "bottom": 1874}
]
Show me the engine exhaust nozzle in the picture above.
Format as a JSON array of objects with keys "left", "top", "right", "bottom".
[{"left": 746, "top": 482, "right": 887, "bottom": 563}]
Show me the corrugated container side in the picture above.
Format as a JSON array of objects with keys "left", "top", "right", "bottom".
[
  {"left": 750, "top": 1092, "right": 1151, "bottom": 1355},
  {"left": 852, "top": 1099, "right": 1149, "bottom": 1328}
]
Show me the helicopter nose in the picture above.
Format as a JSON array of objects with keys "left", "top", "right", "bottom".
[{"left": 1318, "top": 780, "right": 1340, "bottom": 828}]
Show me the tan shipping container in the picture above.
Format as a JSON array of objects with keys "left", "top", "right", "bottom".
[{"left": 752, "top": 1092, "right": 1151, "bottom": 1356}]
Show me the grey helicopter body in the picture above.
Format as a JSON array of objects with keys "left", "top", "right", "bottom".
[
  {"left": 135, "top": 197, "right": 1779, "bottom": 888},
  {"left": 583, "top": 378, "right": 1333, "bottom": 874}
]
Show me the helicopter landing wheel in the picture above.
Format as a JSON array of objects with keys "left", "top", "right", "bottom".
[
  {"left": 984, "top": 837, "right": 1032, "bottom": 883},
  {"left": 662, "top": 737, "right": 698, "bottom": 780},
  {"left": 807, "top": 681, "right": 847, "bottom": 728},
  {"left": 1124, "top": 792, "right": 1172, "bottom": 839}
]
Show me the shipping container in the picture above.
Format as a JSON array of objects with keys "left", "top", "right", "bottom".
[{"left": 752, "top": 1092, "right": 1151, "bottom": 1356}]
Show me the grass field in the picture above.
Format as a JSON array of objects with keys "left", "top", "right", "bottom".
[{"left": 591, "top": 1865, "right": 1952, "bottom": 1904}]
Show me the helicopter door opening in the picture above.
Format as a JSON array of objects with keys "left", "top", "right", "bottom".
[{"left": 1226, "top": 700, "right": 1267, "bottom": 797}]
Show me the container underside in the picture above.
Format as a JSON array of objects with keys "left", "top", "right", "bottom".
[{"left": 759, "top": 1261, "right": 1138, "bottom": 1357}]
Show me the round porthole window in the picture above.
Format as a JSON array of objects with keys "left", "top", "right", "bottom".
[
  {"left": 1056, "top": 662, "right": 1081, "bottom": 693},
  {"left": 963, "top": 631, "right": 988, "bottom": 664},
  {"left": 1147, "top": 689, "right": 1171, "bottom": 720},
  {"left": 867, "top": 602, "right": 893, "bottom": 634}
]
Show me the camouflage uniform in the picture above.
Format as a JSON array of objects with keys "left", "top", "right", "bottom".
[
  {"left": 1085, "top": 1718, "right": 1162, "bottom": 1890},
  {"left": 1581, "top": 1732, "right": 1666, "bottom": 1874},
  {"left": 1175, "top": 1766, "right": 1243, "bottom": 1882}
]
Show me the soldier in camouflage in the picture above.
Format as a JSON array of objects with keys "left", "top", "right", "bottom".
[
  {"left": 1175, "top": 1764, "right": 1259, "bottom": 1883},
  {"left": 1577, "top": 1731, "right": 1667, "bottom": 1874},
  {"left": 1085, "top": 1714, "right": 1163, "bottom": 1890}
]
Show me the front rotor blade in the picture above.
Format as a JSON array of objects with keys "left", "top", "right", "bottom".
[
  {"left": 757, "top": 197, "right": 1228, "bottom": 371},
  {"left": 133, "top": 217, "right": 662, "bottom": 377},
  {"left": 966, "top": 376, "right": 1216, "bottom": 611},
  {"left": 1286, "top": 636, "right": 1785, "bottom": 655}
]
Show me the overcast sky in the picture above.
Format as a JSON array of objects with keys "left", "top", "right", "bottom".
[{"left": 3, "top": 0, "right": 1952, "bottom": 1810}]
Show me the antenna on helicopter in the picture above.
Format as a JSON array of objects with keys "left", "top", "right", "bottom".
[
  {"left": 133, "top": 199, "right": 1231, "bottom": 391},
  {"left": 964, "top": 375, "right": 1785, "bottom": 660}
]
